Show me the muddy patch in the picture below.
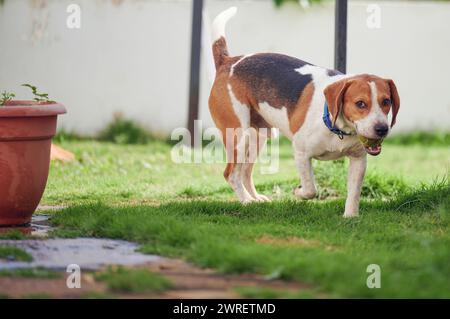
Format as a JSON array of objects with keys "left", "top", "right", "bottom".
[
  {"left": 0, "top": 274, "right": 106, "bottom": 299},
  {"left": 147, "top": 259, "right": 311, "bottom": 299},
  {"left": 0, "top": 257, "right": 312, "bottom": 299}
]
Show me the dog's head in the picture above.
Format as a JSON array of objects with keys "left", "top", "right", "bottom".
[{"left": 324, "top": 75, "right": 400, "bottom": 155}]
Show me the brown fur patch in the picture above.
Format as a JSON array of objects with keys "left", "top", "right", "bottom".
[
  {"left": 212, "top": 37, "right": 230, "bottom": 70},
  {"left": 342, "top": 79, "right": 372, "bottom": 122},
  {"left": 228, "top": 75, "right": 252, "bottom": 106},
  {"left": 289, "top": 82, "right": 315, "bottom": 134},
  {"left": 385, "top": 79, "right": 400, "bottom": 127},
  {"left": 374, "top": 80, "right": 394, "bottom": 115}
]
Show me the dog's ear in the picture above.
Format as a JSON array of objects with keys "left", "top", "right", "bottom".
[
  {"left": 323, "top": 79, "right": 353, "bottom": 126},
  {"left": 385, "top": 79, "right": 400, "bottom": 127}
]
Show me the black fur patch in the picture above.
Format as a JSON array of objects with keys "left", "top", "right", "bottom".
[{"left": 232, "top": 53, "right": 313, "bottom": 112}]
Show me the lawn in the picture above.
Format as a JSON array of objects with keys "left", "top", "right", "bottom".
[{"left": 41, "top": 135, "right": 449, "bottom": 298}]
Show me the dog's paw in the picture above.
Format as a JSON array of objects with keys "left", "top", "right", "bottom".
[
  {"left": 255, "top": 194, "right": 271, "bottom": 202},
  {"left": 343, "top": 211, "right": 359, "bottom": 218},
  {"left": 293, "top": 187, "right": 316, "bottom": 200},
  {"left": 241, "top": 198, "right": 255, "bottom": 205}
]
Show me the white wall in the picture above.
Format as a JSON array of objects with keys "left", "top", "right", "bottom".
[{"left": 0, "top": 0, "right": 449, "bottom": 135}]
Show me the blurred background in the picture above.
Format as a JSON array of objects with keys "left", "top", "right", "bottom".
[{"left": 0, "top": 0, "right": 449, "bottom": 136}]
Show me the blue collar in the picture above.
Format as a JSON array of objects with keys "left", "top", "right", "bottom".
[{"left": 322, "top": 102, "right": 352, "bottom": 139}]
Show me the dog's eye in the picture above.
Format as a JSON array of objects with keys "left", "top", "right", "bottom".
[
  {"left": 355, "top": 101, "right": 366, "bottom": 109},
  {"left": 382, "top": 98, "right": 392, "bottom": 107}
]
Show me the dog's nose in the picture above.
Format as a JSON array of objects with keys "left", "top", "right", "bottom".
[{"left": 374, "top": 123, "right": 389, "bottom": 137}]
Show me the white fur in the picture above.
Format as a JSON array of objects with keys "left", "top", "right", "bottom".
[
  {"left": 227, "top": 83, "right": 250, "bottom": 128},
  {"left": 212, "top": 7, "right": 237, "bottom": 42},
  {"left": 228, "top": 163, "right": 254, "bottom": 203},
  {"left": 293, "top": 150, "right": 317, "bottom": 199},
  {"left": 258, "top": 102, "right": 293, "bottom": 139},
  {"left": 242, "top": 135, "right": 270, "bottom": 202},
  {"left": 344, "top": 155, "right": 367, "bottom": 217},
  {"left": 296, "top": 65, "right": 328, "bottom": 80}
]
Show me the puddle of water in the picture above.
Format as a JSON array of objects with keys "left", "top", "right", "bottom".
[
  {"left": 1, "top": 213, "right": 161, "bottom": 271},
  {"left": 0, "top": 238, "right": 161, "bottom": 270}
]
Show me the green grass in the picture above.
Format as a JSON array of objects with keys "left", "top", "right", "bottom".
[
  {"left": 51, "top": 182, "right": 449, "bottom": 298},
  {"left": 94, "top": 267, "right": 172, "bottom": 293},
  {"left": 0, "top": 246, "right": 33, "bottom": 262},
  {"left": 40, "top": 135, "right": 449, "bottom": 298},
  {"left": 384, "top": 131, "right": 450, "bottom": 147},
  {"left": 42, "top": 138, "right": 448, "bottom": 206},
  {"left": 0, "top": 268, "right": 61, "bottom": 279},
  {"left": 0, "top": 231, "right": 27, "bottom": 240},
  {"left": 98, "top": 114, "right": 161, "bottom": 145}
]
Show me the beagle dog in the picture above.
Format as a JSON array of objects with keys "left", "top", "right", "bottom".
[{"left": 208, "top": 7, "right": 400, "bottom": 217}]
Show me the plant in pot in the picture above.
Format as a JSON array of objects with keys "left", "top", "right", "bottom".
[{"left": 0, "top": 84, "right": 67, "bottom": 226}]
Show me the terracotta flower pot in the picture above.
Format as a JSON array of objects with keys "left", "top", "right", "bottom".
[{"left": 0, "top": 101, "right": 66, "bottom": 226}]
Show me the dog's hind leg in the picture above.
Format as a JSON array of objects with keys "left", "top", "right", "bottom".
[
  {"left": 242, "top": 133, "right": 270, "bottom": 202},
  {"left": 222, "top": 126, "right": 255, "bottom": 204},
  {"left": 209, "top": 73, "right": 254, "bottom": 204},
  {"left": 223, "top": 144, "right": 255, "bottom": 204}
]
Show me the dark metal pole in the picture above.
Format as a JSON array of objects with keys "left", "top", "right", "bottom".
[
  {"left": 187, "top": 0, "right": 203, "bottom": 147},
  {"left": 334, "top": 0, "right": 348, "bottom": 73}
]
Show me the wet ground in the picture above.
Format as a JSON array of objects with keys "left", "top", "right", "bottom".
[
  {"left": 0, "top": 238, "right": 161, "bottom": 270},
  {"left": 0, "top": 213, "right": 307, "bottom": 298},
  {"left": 0, "top": 214, "right": 161, "bottom": 270},
  {"left": 0, "top": 214, "right": 54, "bottom": 237}
]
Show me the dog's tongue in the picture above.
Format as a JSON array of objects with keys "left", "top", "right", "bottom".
[{"left": 365, "top": 144, "right": 382, "bottom": 156}]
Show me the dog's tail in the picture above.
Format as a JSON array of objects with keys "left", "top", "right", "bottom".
[{"left": 211, "top": 7, "right": 237, "bottom": 70}]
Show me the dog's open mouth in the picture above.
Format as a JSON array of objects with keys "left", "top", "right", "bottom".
[
  {"left": 365, "top": 144, "right": 382, "bottom": 156},
  {"left": 358, "top": 136, "right": 383, "bottom": 156}
]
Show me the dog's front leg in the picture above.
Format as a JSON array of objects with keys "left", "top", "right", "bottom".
[
  {"left": 293, "top": 151, "right": 317, "bottom": 199},
  {"left": 344, "top": 155, "right": 367, "bottom": 218}
]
